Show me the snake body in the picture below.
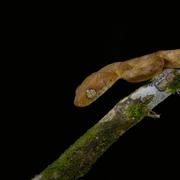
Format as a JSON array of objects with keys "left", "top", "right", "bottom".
[{"left": 74, "top": 49, "right": 180, "bottom": 107}]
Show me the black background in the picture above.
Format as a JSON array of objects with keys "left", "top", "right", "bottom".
[{"left": 6, "top": 18, "right": 180, "bottom": 179}]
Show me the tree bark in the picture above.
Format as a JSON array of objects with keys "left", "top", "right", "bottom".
[{"left": 32, "top": 68, "right": 180, "bottom": 180}]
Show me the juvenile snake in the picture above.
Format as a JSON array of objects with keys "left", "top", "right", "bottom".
[{"left": 74, "top": 49, "right": 180, "bottom": 107}]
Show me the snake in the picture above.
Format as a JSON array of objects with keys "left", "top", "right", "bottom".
[{"left": 74, "top": 49, "right": 180, "bottom": 107}]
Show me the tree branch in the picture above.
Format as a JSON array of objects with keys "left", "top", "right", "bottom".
[{"left": 32, "top": 68, "right": 180, "bottom": 180}]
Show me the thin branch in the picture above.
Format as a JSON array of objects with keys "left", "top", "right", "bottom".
[{"left": 32, "top": 68, "right": 180, "bottom": 180}]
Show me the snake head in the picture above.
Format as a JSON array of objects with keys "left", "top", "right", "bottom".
[{"left": 74, "top": 71, "right": 118, "bottom": 107}]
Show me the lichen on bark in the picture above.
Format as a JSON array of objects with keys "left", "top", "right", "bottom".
[
  {"left": 39, "top": 96, "right": 153, "bottom": 180},
  {"left": 126, "top": 103, "right": 149, "bottom": 121},
  {"left": 32, "top": 68, "right": 180, "bottom": 180},
  {"left": 167, "top": 71, "right": 180, "bottom": 94}
]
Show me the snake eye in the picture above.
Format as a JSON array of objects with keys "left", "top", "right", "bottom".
[{"left": 86, "top": 88, "right": 97, "bottom": 99}]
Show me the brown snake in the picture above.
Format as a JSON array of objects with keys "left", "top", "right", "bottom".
[{"left": 74, "top": 49, "right": 180, "bottom": 107}]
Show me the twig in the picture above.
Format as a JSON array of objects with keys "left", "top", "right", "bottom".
[{"left": 32, "top": 68, "right": 180, "bottom": 180}]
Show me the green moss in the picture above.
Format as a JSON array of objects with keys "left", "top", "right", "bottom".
[
  {"left": 40, "top": 121, "right": 122, "bottom": 180},
  {"left": 126, "top": 103, "right": 148, "bottom": 121},
  {"left": 40, "top": 100, "right": 151, "bottom": 180},
  {"left": 168, "top": 73, "right": 180, "bottom": 94},
  {"left": 41, "top": 125, "right": 99, "bottom": 180}
]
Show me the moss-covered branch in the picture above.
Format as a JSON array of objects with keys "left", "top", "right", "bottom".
[{"left": 32, "top": 69, "right": 180, "bottom": 180}]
